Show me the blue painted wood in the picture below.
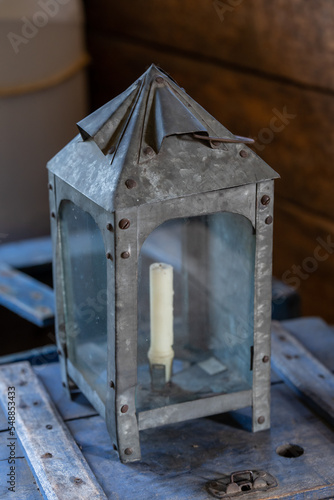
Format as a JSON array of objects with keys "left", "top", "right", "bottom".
[
  {"left": 0, "top": 264, "right": 55, "bottom": 326},
  {"left": 0, "top": 362, "right": 108, "bottom": 500},
  {"left": 33, "top": 363, "right": 98, "bottom": 422},
  {"left": 65, "top": 383, "right": 334, "bottom": 499},
  {"left": 0, "top": 236, "right": 52, "bottom": 269},
  {"left": 272, "top": 321, "right": 334, "bottom": 426},
  {"left": 0, "top": 345, "right": 58, "bottom": 367},
  {"left": 272, "top": 277, "right": 301, "bottom": 320},
  {"left": 0, "top": 436, "right": 42, "bottom": 499},
  {"left": 1, "top": 318, "right": 333, "bottom": 498},
  {"left": 282, "top": 316, "right": 334, "bottom": 372}
]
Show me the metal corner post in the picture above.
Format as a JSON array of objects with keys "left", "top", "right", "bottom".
[
  {"left": 252, "top": 180, "right": 274, "bottom": 432},
  {"left": 113, "top": 207, "right": 141, "bottom": 462}
]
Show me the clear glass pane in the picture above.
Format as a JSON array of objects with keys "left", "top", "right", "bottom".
[
  {"left": 60, "top": 201, "right": 108, "bottom": 403},
  {"left": 137, "top": 212, "right": 255, "bottom": 412}
]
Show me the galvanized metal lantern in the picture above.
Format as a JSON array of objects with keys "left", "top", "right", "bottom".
[{"left": 47, "top": 65, "right": 279, "bottom": 463}]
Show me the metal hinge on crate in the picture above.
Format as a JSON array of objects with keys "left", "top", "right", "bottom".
[{"left": 206, "top": 469, "right": 278, "bottom": 498}]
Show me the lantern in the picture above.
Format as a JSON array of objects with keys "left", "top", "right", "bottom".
[{"left": 47, "top": 65, "right": 279, "bottom": 463}]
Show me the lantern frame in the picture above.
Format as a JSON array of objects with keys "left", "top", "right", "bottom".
[{"left": 48, "top": 65, "right": 278, "bottom": 463}]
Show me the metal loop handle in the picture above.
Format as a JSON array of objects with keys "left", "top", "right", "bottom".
[{"left": 193, "top": 133, "right": 255, "bottom": 144}]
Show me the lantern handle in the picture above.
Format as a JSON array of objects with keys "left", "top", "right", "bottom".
[{"left": 193, "top": 133, "right": 255, "bottom": 145}]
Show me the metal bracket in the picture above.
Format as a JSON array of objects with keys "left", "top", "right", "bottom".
[{"left": 206, "top": 469, "right": 278, "bottom": 498}]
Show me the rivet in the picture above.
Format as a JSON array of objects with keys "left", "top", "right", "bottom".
[
  {"left": 41, "top": 452, "right": 52, "bottom": 459},
  {"left": 46, "top": 424, "right": 53, "bottom": 430},
  {"left": 155, "top": 76, "right": 164, "bottom": 84},
  {"left": 125, "top": 179, "right": 137, "bottom": 189},
  {"left": 119, "top": 218, "right": 130, "bottom": 230},
  {"left": 121, "top": 251, "right": 130, "bottom": 259},
  {"left": 106, "top": 252, "right": 113, "bottom": 261},
  {"left": 261, "top": 194, "right": 271, "bottom": 206},
  {"left": 106, "top": 223, "right": 113, "bottom": 231},
  {"left": 124, "top": 448, "right": 133, "bottom": 456},
  {"left": 239, "top": 149, "right": 249, "bottom": 158},
  {"left": 108, "top": 145, "right": 115, "bottom": 154},
  {"left": 109, "top": 381, "right": 115, "bottom": 389},
  {"left": 74, "top": 478, "right": 83, "bottom": 485},
  {"left": 258, "top": 416, "right": 265, "bottom": 424},
  {"left": 121, "top": 405, "right": 129, "bottom": 414},
  {"left": 265, "top": 216, "right": 273, "bottom": 225},
  {"left": 48, "top": 183, "right": 53, "bottom": 190},
  {"left": 262, "top": 355, "right": 270, "bottom": 363},
  {"left": 51, "top": 212, "right": 56, "bottom": 219},
  {"left": 143, "top": 146, "right": 154, "bottom": 156}
]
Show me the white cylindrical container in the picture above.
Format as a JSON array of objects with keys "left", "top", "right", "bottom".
[
  {"left": 148, "top": 262, "right": 175, "bottom": 382},
  {"left": 0, "top": 0, "right": 88, "bottom": 241}
]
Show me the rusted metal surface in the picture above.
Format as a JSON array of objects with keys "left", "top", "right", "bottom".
[
  {"left": 261, "top": 195, "right": 271, "bottom": 206},
  {"left": 118, "top": 218, "right": 130, "bottom": 230},
  {"left": 206, "top": 469, "right": 278, "bottom": 498}
]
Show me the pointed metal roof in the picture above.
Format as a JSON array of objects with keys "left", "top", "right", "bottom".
[{"left": 47, "top": 64, "right": 279, "bottom": 212}]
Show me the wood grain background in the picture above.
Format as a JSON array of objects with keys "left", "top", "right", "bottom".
[{"left": 83, "top": 0, "right": 334, "bottom": 322}]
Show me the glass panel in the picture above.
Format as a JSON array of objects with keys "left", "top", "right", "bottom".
[
  {"left": 137, "top": 212, "right": 255, "bottom": 412},
  {"left": 60, "top": 201, "right": 108, "bottom": 403}
]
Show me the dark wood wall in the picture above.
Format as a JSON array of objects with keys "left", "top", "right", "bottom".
[{"left": 83, "top": 0, "right": 334, "bottom": 322}]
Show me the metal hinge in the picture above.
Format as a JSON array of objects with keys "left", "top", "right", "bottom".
[
  {"left": 206, "top": 469, "right": 278, "bottom": 498},
  {"left": 250, "top": 346, "right": 254, "bottom": 371}
]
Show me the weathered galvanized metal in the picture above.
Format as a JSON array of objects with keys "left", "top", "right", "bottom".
[{"left": 47, "top": 64, "right": 279, "bottom": 463}]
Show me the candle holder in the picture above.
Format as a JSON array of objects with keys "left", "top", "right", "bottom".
[{"left": 47, "top": 65, "right": 279, "bottom": 463}]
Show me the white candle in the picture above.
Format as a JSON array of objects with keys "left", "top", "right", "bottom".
[{"left": 148, "top": 263, "right": 174, "bottom": 382}]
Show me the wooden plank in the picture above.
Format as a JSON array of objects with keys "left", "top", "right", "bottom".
[
  {"left": 272, "top": 321, "right": 334, "bottom": 425},
  {"left": 66, "top": 383, "right": 334, "bottom": 499},
  {"left": 0, "top": 363, "right": 98, "bottom": 433},
  {"left": 0, "top": 264, "right": 55, "bottom": 327},
  {"left": 85, "top": 0, "right": 334, "bottom": 91},
  {"left": 0, "top": 362, "right": 107, "bottom": 500},
  {"left": 272, "top": 277, "right": 300, "bottom": 320},
  {"left": 33, "top": 363, "right": 98, "bottom": 422},
  {"left": 1, "top": 314, "right": 334, "bottom": 497},
  {"left": 0, "top": 237, "right": 52, "bottom": 268},
  {"left": 282, "top": 317, "right": 334, "bottom": 372},
  {"left": 0, "top": 344, "right": 58, "bottom": 367},
  {"left": 0, "top": 433, "right": 42, "bottom": 499}
]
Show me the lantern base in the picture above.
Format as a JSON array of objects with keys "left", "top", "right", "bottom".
[{"left": 137, "top": 356, "right": 252, "bottom": 413}]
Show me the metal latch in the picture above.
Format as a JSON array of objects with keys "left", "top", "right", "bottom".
[{"left": 206, "top": 469, "right": 278, "bottom": 498}]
